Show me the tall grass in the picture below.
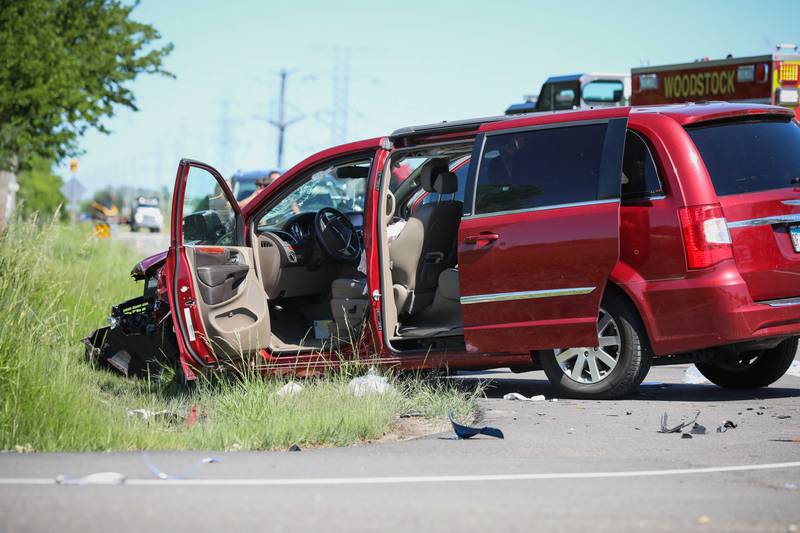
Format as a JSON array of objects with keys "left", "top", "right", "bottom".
[{"left": 0, "top": 218, "right": 480, "bottom": 451}]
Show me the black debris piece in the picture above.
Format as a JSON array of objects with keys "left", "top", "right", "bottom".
[
  {"left": 690, "top": 423, "right": 707, "bottom": 435},
  {"left": 448, "top": 410, "right": 504, "bottom": 440},
  {"left": 777, "top": 415, "right": 792, "bottom": 420},
  {"left": 757, "top": 412, "right": 764, "bottom": 416},
  {"left": 682, "top": 433, "right": 693, "bottom": 439},
  {"left": 659, "top": 411, "right": 700, "bottom": 434},
  {"left": 625, "top": 411, "right": 632, "bottom": 416},
  {"left": 716, "top": 420, "right": 738, "bottom": 433},
  {"left": 288, "top": 444, "right": 302, "bottom": 452}
]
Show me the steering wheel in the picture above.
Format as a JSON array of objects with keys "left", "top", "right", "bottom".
[{"left": 314, "top": 207, "right": 362, "bottom": 264}]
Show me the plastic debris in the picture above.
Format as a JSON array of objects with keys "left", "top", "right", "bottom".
[
  {"left": 277, "top": 381, "right": 304, "bottom": 397},
  {"left": 348, "top": 368, "right": 393, "bottom": 397},
  {"left": 683, "top": 365, "right": 709, "bottom": 385},
  {"left": 716, "top": 420, "right": 738, "bottom": 433},
  {"left": 127, "top": 408, "right": 179, "bottom": 423},
  {"left": 787, "top": 360, "right": 800, "bottom": 378},
  {"left": 690, "top": 422, "right": 707, "bottom": 435},
  {"left": 185, "top": 403, "right": 199, "bottom": 427},
  {"left": 56, "top": 472, "right": 126, "bottom": 485},
  {"left": 681, "top": 433, "right": 693, "bottom": 439},
  {"left": 659, "top": 411, "right": 700, "bottom": 433},
  {"left": 448, "top": 410, "right": 504, "bottom": 440},
  {"left": 288, "top": 444, "right": 302, "bottom": 452},
  {"left": 777, "top": 415, "right": 792, "bottom": 420},
  {"left": 142, "top": 452, "right": 220, "bottom": 480},
  {"left": 697, "top": 515, "right": 711, "bottom": 525},
  {"left": 503, "top": 392, "right": 545, "bottom": 402}
]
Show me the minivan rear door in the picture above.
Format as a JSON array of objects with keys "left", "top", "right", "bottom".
[
  {"left": 687, "top": 117, "right": 800, "bottom": 302},
  {"left": 458, "top": 111, "right": 629, "bottom": 354}
]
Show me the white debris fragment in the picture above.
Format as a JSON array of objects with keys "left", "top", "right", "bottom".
[
  {"left": 277, "top": 381, "right": 304, "bottom": 397},
  {"left": 787, "top": 360, "right": 800, "bottom": 378},
  {"left": 348, "top": 367, "right": 393, "bottom": 397},
  {"left": 56, "top": 472, "right": 126, "bottom": 485},
  {"left": 127, "top": 408, "right": 175, "bottom": 421},
  {"left": 683, "top": 365, "right": 709, "bottom": 385},
  {"left": 503, "top": 392, "right": 546, "bottom": 402}
]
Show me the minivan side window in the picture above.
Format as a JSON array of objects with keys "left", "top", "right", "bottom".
[
  {"left": 621, "top": 130, "right": 663, "bottom": 200},
  {"left": 474, "top": 124, "right": 606, "bottom": 215}
]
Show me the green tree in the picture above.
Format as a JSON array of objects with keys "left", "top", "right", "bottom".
[
  {"left": 16, "top": 158, "right": 68, "bottom": 220},
  {"left": 0, "top": 0, "right": 173, "bottom": 172}
]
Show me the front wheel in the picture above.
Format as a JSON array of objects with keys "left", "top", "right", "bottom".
[
  {"left": 696, "top": 337, "right": 798, "bottom": 389},
  {"left": 540, "top": 293, "right": 651, "bottom": 399}
]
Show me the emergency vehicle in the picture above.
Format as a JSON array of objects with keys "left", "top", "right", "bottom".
[{"left": 631, "top": 44, "right": 800, "bottom": 118}]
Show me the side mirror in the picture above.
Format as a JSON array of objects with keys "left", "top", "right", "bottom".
[{"left": 183, "top": 210, "right": 225, "bottom": 244}]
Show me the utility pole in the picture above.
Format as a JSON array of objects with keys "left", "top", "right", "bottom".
[
  {"left": 330, "top": 48, "right": 350, "bottom": 145},
  {"left": 267, "top": 69, "right": 302, "bottom": 168}
]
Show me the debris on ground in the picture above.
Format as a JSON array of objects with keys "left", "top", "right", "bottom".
[
  {"left": 56, "top": 472, "right": 126, "bottom": 485},
  {"left": 690, "top": 423, "right": 707, "bottom": 435},
  {"left": 142, "top": 452, "right": 220, "bottom": 480},
  {"left": 277, "top": 381, "right": 304, "bottom": 397},
  {"left": 288, "top": 444, "right": 302, "bottom": 452},
  {"left": 348, "top": 368, "right": 393, "bottom": 397},
  {"left": 777, "top": 415, "right": 792, "bottom": 420},
  {"left": 682, "top": 433, "right": 693, "bottom": 439},
  {"left": 683, "top": 365, "right": 709, "bottom": 385},
  {"left": 503, "top": 392, "right": 545, "bottom": 402},
  {"left": 127, "top": 408, "right": 180, "bottom": 423},
  {"left": 697, "top": 515, "right": 712, "bottom": 525},
  {"left": 659, "top": 411, "right": 700, "bottom": 434},
  {"left": 716, "top": 420, "right": 738, "bottom": 433},
  {"left": 185, "top": 403, "right": 200, "bottom": 427},
  {"left": 448, "top": 410, "right": 504, "bottom": 440},
  {"left": 399, "top": 412, "right": 425, "bottom": 418}
]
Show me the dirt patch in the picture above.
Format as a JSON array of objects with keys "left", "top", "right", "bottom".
[{"left": 376, "top": 416, "right": 450, "bottom": 443}]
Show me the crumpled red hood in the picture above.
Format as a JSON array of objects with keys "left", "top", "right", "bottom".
[{"left": 130, "top": 250, "right": 168, "bottom": 280}]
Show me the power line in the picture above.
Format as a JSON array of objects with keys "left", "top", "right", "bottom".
[{"left": 266, "top": 69, "right": 303, "bottom": 169}]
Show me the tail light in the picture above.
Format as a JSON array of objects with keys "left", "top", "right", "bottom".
[{"left": 678, "top": 203, "right": 733, "bottom": 269}]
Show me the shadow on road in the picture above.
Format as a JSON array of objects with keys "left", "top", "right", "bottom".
[{"left": 455, "top": 375, "right": 800, "bottom": 403}]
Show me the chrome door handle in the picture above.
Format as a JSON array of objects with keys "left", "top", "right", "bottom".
[{"left": 464, "top": 232, "right": 499, "bottom": 244}]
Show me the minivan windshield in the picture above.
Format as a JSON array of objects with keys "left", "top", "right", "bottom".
[{"left": 687, "top": 118, "right": 800, "bottom": 196}]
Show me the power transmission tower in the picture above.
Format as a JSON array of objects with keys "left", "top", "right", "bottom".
[
  {"left": 267, "top": 69, "right": 303, "bottom": 168},
  {"left": 330, "top": 48, "right": 350, "bottom": 145}
]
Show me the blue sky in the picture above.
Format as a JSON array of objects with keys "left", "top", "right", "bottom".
[{"left": 67, "top": 0, "right": 800, "bottom": 194}]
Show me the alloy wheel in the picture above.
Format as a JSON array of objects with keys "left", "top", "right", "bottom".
[{"left": 554, "top": 309, "right": 621, "bottom": 384}]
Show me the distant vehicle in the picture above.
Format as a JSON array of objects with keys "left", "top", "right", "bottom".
[
  {"left": 130, "top": 196, "right": 163, "bottom": 233},
  {"left": 506, "top": 73, "right": 631, "bottom": 115},
  {"left": 231, "top": 169, "right": 281, "bottom": 202},
  {"left": 631, "top": 44, "right": 800, "bottom": 119}
]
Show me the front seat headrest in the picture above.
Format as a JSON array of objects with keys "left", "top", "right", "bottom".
[
  {"left": 419, "top": 158, "right": 449, "bottom": 192},
  {"left": 434, "top": 171, "right": 458, "bottom": 195}
]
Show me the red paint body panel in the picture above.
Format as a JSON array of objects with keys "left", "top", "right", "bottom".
[
  {"left": 719, "top": 188, "right": 800, "bottom": 301},
  {"left": 458, "top": 202, "right": 619, "bottom": 352}
]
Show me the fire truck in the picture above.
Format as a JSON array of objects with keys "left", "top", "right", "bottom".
[
  {"left": 631, "top": 44, "right": 800, "bottom": 118},
  {"left": 505, "top": 45, "right": 800, "bottom": 119}
]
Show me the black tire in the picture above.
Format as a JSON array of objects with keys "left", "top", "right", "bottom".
[
  {"left": 696, "top": 337, "right": 798, "bottom": 389},
  {"left": 540, "top": 291, "right": 651, "bottom": 399}
]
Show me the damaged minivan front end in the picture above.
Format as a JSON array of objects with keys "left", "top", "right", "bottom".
[{"left": 83, "top": 251, "right": 179, "bottom": 377}]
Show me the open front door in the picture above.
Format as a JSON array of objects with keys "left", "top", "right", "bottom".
[
  {"left": 458, "top": 112, "right": 629, "bottom": 354},
  {"left": 168, "top": 160, "right": 270, "bottom": 370}
]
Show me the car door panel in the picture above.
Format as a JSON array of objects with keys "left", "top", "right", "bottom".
[
  {"left": 169, "top": 160, "right": 271, "bottom": 365},
  {"left": 184, "top": 246, "right": 270, "bottom": 356},
  {"left": 459, "top": 114, "right": 628, "bottom": 354}
]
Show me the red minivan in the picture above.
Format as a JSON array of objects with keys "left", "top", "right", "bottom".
[{"left": 87, "top": 103, "right": 800, "bottom": 399}]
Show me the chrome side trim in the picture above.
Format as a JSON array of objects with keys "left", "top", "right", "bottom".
[
  {"left": 462, "top": 199, "right": 618, "bottom": 221},
  {"left": 782, "top": 200, "right": 800, "bottom": 207},
  {"left": 757, "top": 296, "right": 800, "bottom": 308},
  {"left": 727, "top": 213, "right": 800, "bottom": 229},
  {"left": 460, "top": 286, "right": 596, "bottom": 305}
]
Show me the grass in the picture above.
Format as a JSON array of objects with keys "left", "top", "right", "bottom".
[{"left": 0, "top": 217, "right": 481, "bottom": 452}]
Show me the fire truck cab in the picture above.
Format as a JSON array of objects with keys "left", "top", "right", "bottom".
[{"left": 631, "top": 45, "right": 800, "bottom": 119}]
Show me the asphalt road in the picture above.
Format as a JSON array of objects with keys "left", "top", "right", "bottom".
[{"left": 2, "top": 363, "right": 800, "bottom": 533}]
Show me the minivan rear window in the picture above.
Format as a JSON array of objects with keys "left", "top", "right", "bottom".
[{"left": 687, "top": 118, "right": 800, "bottom": 196}]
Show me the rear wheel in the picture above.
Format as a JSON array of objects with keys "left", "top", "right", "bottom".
[
  {"left": 696, "top": 337, "right": 798, "bottom": 389},
  {"left": 540, "top": 293, "right": 651, "bottom": 399}
]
